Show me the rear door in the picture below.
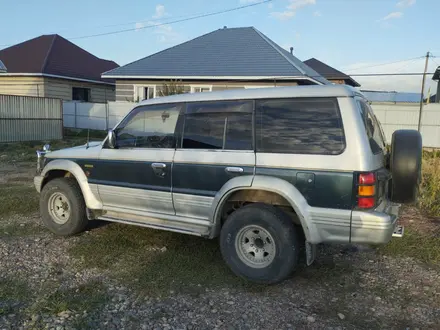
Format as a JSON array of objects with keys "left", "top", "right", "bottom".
[
  {"left": 96, "top": 103, "right": 183, "bottom": 215},
  {"left": 172, "top": 100, "right": 255, "bottom": 219},
  {"left": 356, "top": 98, "right": 389, "bottom": 203}
]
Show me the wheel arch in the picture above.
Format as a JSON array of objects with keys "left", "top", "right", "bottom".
[
  {"left": 210, "top": 175, "right": 316, "bottom": 242},
  {"left": 38, "top": 159, "right": 102, "bottom": 210}
]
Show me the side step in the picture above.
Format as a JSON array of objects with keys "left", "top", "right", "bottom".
[
  {"left": 392, "top": 225, "right": 404, "bottom": 238},
  {"left": 98, "top": 209, "right": 211, "bottom": 237}
]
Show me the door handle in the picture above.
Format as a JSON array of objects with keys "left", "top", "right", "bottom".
[
  {"left": 151, "top": 163, "right": 166, "bottom": 169},
  {"left": 225, "top": 167, "right": 244, "bottom": 173}
]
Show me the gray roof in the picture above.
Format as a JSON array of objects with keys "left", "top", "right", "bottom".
[
  {"left": 137, "top": 84, "right": 362, "bottom": 107},
  {"left": 0, "top": 59, "right": 6, "bottom": 72},
  {"left": 102, "top": 27, "right": 329, "bottom": 85},
  {"left": 433, "top": 66, "right": 440, "bottom": 81}
]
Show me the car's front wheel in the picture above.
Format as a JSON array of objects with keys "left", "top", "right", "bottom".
[
  {"left": 40, "top": 178, "right": 88, "bottom": 236},
  {"left": 220, "top": 203, "right": 300, "bottom": 284}
]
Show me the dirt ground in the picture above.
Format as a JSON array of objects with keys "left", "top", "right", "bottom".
[{"left": 1, "top": 155, "right": 440, "bottom": 330}]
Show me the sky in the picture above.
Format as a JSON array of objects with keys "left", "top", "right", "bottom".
[{"left": 0, "top": 0, "right": 438, "bottom": 93}]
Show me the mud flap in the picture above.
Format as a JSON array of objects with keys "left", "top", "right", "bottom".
[{"left": 305, "top": 241, "right": 317, "bottom": 266}]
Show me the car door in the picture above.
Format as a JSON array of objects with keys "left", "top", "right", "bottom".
[
  {"left": 172, "top": 100, "right": 255, "bottom": 219},
  {"left": 94, "top": 103, "right": 183, "bottom": 215}
]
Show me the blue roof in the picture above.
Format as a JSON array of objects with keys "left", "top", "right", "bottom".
[
  {"left": 0, "top": 59, "right": 6, "bottom": 72},
  {"left": 361, "top": 90, "right": 422, "bottom": 103},
  {"left": 102, "top": 27, "right": 329, "bottom": 85}
]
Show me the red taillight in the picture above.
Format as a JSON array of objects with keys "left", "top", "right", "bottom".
[
  {"left": 359, "top": 172, "right": 375, "bottom": 185},
  {"left": 357, "top": 172, "right": 376, "bottom": 209},
  {"left": 358, "top": 197, "right": 375, "bottom": 209}
]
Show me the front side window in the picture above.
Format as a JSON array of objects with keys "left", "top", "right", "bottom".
[
  {"left": 256, "top": 98, "right": 345, "bottom": 154},
  {"left": 115, "top": 103, "right": 182, "bottom": 148},
  {"left": 357, "top": 100, "right": 386, "bottom": 154},
  {"left": 181, "top": 100, "right": 253, "bottom": 150}
]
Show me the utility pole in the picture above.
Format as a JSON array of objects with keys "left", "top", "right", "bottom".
[{"left": 418, "top": 52, "right": 430, "bottom": 132}]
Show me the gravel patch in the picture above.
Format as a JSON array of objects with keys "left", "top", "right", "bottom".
[{"left": 0, "top": 213, "right": 439, "bottom": 329}]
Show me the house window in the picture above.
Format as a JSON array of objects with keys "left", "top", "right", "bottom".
[
  {"left": 72, "top": 87, "right": 91, "bottom": 102},
  {"left": 135, "top": 85, "right": 156, "bottom": 102},
  {"left": 190, "top": 86, "right": 212, "bottom": 93}
]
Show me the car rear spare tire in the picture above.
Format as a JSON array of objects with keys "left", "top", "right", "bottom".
[{"left": 389, "top": 129, "right": 422, "bottom": 203}]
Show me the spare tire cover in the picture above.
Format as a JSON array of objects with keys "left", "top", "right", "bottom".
[{"left": 390, "top": 129, "right": 422, "bottom": 203}]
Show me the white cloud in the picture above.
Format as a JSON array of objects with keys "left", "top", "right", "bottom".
[
  {"left": 135, "top": 22, "right": 145, "bottom": 31},
  {"left": 153, "top": 4, "right": 167, "bottom": 19},
  {"left": 134, "top": 5, "right": 182, "bottom": 43},
  {"left": 270, "top": 0, "right": 316, "bottom": 21},
  {"left": 397, "top": 0, "right": 416, "bottom": 7},
  {"left": 342, "top": 59, "right": 437, "bottom": 93},
  {"left": 380, "top": 11, "right": 403, "bottom": 21},
  {"left": 313, "top": 10, "right": 322, "bottom": 17}
]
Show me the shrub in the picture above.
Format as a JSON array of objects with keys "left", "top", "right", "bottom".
[{"left": 418, "top": 151, "right": 440, "bottom": 216}]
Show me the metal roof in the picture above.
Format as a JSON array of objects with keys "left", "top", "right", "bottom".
[
  {"left": 103, "top": 27, "right": 329, "bottom": 85},
  {"left": 0, "top": 59, "right": 6, "bottom": 72},
  {"left": 304, "top": 58, "right": 361, "bottom": 87},
  {"left": 0, "top": 35, "right": 118, "bottom": 82},
  {"left": 433, "top": 66, "right": 440, "bottom": 81},
  {"left": 136, "top": 84, "right": 361, "bottom": 107}
]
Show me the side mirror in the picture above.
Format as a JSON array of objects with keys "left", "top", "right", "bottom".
[{"left": 107, "top": 129, "right": 116, "bottom": 149}]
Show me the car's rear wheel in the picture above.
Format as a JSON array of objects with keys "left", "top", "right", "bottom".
[
  {"left": 220, "top": 203, "right": 300, "bottom": 284},
  {"left": 40, "top": 178, "right": 88, "bottom": 236}
]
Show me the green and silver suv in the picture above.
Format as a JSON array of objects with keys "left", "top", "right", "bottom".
[{"left": 34, "top": 85, "right": 422, "bottom": 283}]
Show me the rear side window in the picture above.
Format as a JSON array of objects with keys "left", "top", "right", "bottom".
[
  {"left": 357, "top": 100, "right": 386, "bottom": 154},
  {"left": 255, "top": 98, "right": 345, "bottom": 154},
  {"left": 181, "top": 100, "right": 253, "bottom": 150}
]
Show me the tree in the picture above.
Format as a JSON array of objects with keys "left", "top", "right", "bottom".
[{"left": 159, "top": 79, "right": 185, "bottom": 96}]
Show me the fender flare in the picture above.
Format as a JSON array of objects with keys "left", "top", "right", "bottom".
[
  {"left": 39, "top": 159, "right": 102, "bottom": 210},
  {"left": 210, "top": 175, "right": 316, "bottom": 242}
]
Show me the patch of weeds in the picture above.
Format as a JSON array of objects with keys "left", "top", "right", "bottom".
[
  {"left": 0, "top": 184, "right": 39, "bottom": 218},
  {"left": 378, "top": 228, "right": 440, "bottom": 265},
  {"left": 30, "top": 281, "right": 108, "bottom": 315},
  {"left": 0, "top": 222, "right": 45, "bottom": 238},
  {"left": 69, "top": 224, "right": 261, "bottom": 296},
  {"left": 0, "top": 137, "right": 96, "bottom": 163},
  {"left": 0, "top": 277, "right": 31, "bottom": 316}
]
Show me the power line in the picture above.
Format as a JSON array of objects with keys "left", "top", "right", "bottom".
[
  {"left": 68, "top": 0, "right": 273, "bottom": 40},
  {"left": 0, "top": 0, "right": 273, "bottom": 47},
  {"left": 345, "top": 56, "right": 425, "bottom": 73}
]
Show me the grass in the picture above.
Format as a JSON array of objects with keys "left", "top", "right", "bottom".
[
  {"left": 29, "top": 281, "right": 108, "bottom": 315},
  {"left": 418, "top": 151, "right": 440, "bottom": 217},
  {"left": 69, "top": 223, "right": 263, "bottom": 296},
  {"left": 0, "top": 129, "right": 105, "bottom": 163},
  {"left": 378, "top": 228, "right": 440, "bottom": 265},
  {"left": 0, "top": 184, "right": 39, "bottom": 218},
  {"left": 0, "top": 277, "right": 31, "bottom": 316}
]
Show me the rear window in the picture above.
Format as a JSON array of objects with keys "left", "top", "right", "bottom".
[
  {"left": 357, "top": 100, "right": 386, "bottom": 154},
  {"left": 255, "top": 98, "right": 345, "bottom": 154}
]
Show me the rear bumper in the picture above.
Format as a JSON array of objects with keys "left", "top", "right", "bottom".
[{"left": 350, "top": 200, "right": 401, "bottom": 244}]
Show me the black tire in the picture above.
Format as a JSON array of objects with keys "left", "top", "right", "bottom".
[
  {"left": 389, "top": 129, "right": 422, "bottom": 203},
  {"left": 40, "top": 178, "right": 88, "bottom": 236},
  {"left": 220, "top": 203, "right": 300, "bottom": 284}
]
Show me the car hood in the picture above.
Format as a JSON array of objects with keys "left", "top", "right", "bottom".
[{"left": 46, "top": 141, "right": 103, "bottom": 159}]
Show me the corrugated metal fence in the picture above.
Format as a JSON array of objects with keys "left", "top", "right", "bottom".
[
  {"left": 372, "top": 103, "right": 440, "bottom": 148},
  {"left": 0, "top": 94, "right": 63, "bottom": 142},
  {"left": 63, "top": 101, "right": 133, "bottom": 130}
]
